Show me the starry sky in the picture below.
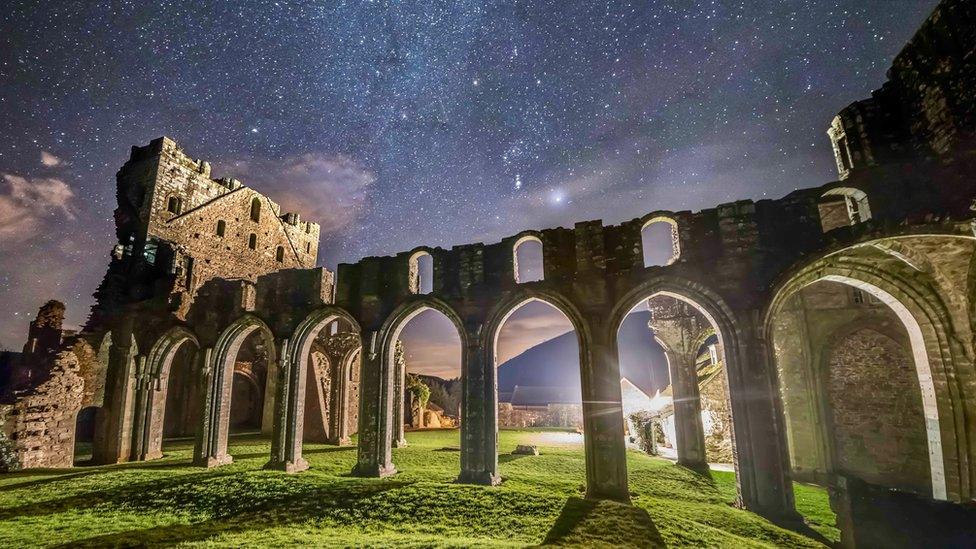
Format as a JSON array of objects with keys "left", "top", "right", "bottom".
[{"left": 0, "top": 1, "right": 939, "bottom": 364}]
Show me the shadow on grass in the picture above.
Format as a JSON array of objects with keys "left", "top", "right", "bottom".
[
  {"left": 0, "top": 469, "right": 105, "bottom": 492},
  {"left": 498, "top": 453, "right": 531, "bottom": 464},
  {"left": 303, "top": 446, "right": 356, "bottom": 455},
  {"left": 541, "top": 497, "right": 665, "bottom": 548},
  {"left": 0, "top": 469, "right": 253, "bottom": 521},
  {"left": 50, "top": 480, "right": 412, "bottom": 548}
]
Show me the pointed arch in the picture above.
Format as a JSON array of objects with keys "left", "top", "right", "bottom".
[
  {"left": 196, "top": 314, "right": 276, "bottom": 467},
  {"left": 765, "top": 253, "right": 971, "bottom": 501},
  {"left": 268, "top": 306, "right": 360, "bottom": 471},
  {"left": 138, "top": 325, "right": 199, "bottom": 461}
]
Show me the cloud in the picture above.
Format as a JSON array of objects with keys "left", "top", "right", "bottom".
[
  {"left": 218, "top": 152, "right": 375, "bottom": 236},
  {"left": 0, "top": 174, "right": 75, "bottom": 247},
  {"left": 40, "top": 151, "right": 62, "bottom": 167}
]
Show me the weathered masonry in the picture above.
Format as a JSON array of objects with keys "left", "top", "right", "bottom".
[{"left": 1, "top": 1, "right": 976, "bottom": 546}]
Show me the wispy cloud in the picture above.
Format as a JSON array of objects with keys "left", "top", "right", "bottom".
[
  {"left": 0, "top": 174, "right": 75, "bottom": 247},
  {"left": 40, "top": 151, "right": 62, "bottom": 167},
  {"left": 219, "top": 152, "right": 375, "bottom": 236}
]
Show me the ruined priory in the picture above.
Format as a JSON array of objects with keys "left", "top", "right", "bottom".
[{"left": 2, "top": 1, "right": 976, "bottom": 546}]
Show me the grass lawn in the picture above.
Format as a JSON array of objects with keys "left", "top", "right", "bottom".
[{"left": 0, "top": 429, "right": 836, "bottom": 547}]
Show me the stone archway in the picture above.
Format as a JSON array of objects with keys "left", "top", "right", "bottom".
[
  {"left": 195, "top": 314, "right": 277, "bottom": 468},
  {"left": 266, "top": 306, "right": 360, "bottom": 473},
  {"left": 135, "top": 325, "right": 199, "bottom": 461},
  {"left": 609, "top": 278, "right": 796, "bottom": 517},
  {"left": 480, "top": 290, "right": 630, "bottom": 499},
  {"left": 766, "top": 248, "right": 974, "bottom": 502},
  {"left": 352, "top": 296, "right": 467, "bottom": 479}
]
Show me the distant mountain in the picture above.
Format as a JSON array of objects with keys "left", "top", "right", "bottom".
[{"left": 497, "top": 310, "right": 669, "bottom": 404}]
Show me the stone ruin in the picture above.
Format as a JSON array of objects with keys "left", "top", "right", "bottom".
[{"left": 2, "top": 1, "right": 976, "bottom": 546}]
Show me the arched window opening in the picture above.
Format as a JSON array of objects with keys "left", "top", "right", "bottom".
[
  {"left": 641, "top": 218, "right": 679, "bottom": 267},
  {"left": 167, "top": 196, "right": 183, "bottom": 215},
  {"left": 409, "top": 251, "right": 433, "bottom": 294},
  {"left": 250, "top": 197, "right": 262, "bottom": 222},
  {"left": 275, "top": 246, "right": 284, "bottom": 263},
  {"left": 513, "top": 236, "right": 544, "bottom": 283},
  {"left": 395, "top": 308, "right": 463, "bottom": 440},
  {"left": 216, "top": 220, "right": 226, "bottom": 237},
  {"left": 828, "top": 115, "right": 854, "bottom": 179},
  {"left": 248, "top": 233, "right": 257, "bottom": 250},
  {"left": 819, "top": 187, "right": 872, "bottom": 233},
  {"left": 73, "top": 406, "right": 99, "bottom": 465}
]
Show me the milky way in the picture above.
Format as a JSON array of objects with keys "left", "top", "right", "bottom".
[{"left": 0, "top": 0, "right": 938, "bottom": 347}]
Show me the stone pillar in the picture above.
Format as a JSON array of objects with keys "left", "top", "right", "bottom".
[
  {"left": 327, "top": 356, "right": 349, "bottom": 445},
  {"left": 391, "top": 343, "right": 407, "bottom": 448},
  {"left": 352, "top": 332, "right": 396, "bottom": 477},
  {"left": 325, "top": 334, "right": 360, "bottom": 446},
  {"left": 580, "top": 317, "right": 630, "bottom": 502},
  {"left": 193, "top": 347, "right": 233, "bottom": 467},
  {"left": 144, "top": 353, "right": 179, "bottom": 461},
  {"left": 647, "top": 298, "right": 709, "bottom": 470},
  {"left": 128, "top": 355, "right": 152, "bottom": 461},
  {"left": 458, "top": 324, "right": 500, "bottom": 485},
  {"left": 731, "top": 322, "right": 798, "bottom": 520},
  {"left": 266, "top": 339, "right": 310, "bottom": 473},
  {"left": 92, "top": 323, "right": 138, "bottom": 465},
  {"left": 664, "top": 349, "right": 708, "bottom": 469}
]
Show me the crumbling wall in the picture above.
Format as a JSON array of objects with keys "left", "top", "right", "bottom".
[
  {"left": 888, "top": 0, "right": 976, "bottom": 157},
  {"left": 133, "top": 138, "right": 318, "bottom": 304},
  {"left": 3, "top": 349, "right": 85, "bottom": 469}
]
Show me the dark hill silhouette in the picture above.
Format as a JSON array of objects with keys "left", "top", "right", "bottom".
[{"left": 497, "top": 310, "right": 668, "bottom": 403}]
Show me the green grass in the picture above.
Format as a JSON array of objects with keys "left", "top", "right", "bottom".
[{"left": 0, "top": 430, "right": 835, "bottom": 547}]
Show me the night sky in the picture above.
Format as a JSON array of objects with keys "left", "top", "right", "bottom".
[{"left": 0, "top": 1, "right": 938, "bottom": 364}]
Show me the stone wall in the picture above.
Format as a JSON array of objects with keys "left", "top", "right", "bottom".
[
  {"left": 346, "top": 352, "right": 360, "bottom": 437},
  {"left": 831, "top": 0, "right": 976, "bottom": 176},
  {"left": 120, "top": 138, "right": 319, "bottom": 311},
  {"left": 827, "top": 327, "right": 931, "bottom": 495}
]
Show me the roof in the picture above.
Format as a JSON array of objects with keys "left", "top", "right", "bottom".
[{"left": 510, "top": 385, "right": 582, "bottom": 407}]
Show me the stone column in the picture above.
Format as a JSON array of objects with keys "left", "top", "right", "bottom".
[
  {"left": 93, "top": 321, "right": 138, "bottom": 465},
  {"left": 128, "top": 355, "right": 152, "bottom": 461},
  {"left": 327, "top": 357, "right": 347, "bottom": 444},
  {"left": 266, "top": 339, "right": 310, "bottom": 473},
  {"left": 193, "top": 347, "right": 233, "bottom": 467},
  {"left": 325, "top": 334, "right": 360, "bottom": 446},
  {"left": 580, "top": 316, "right": 630, "bottom": 502},
  {"left": 732, "top": 323, "right": 798, "bottom": 520},
  {"left": 458, "top": 324, "right": 500, "bottom": 485},
  {"left": 352, "top": 331, "right": 396, "bottom": 477},
  {"left": 144, "top": 351, "right": 180, "bottom": 461},
  {"left": 391, "top": 341, "right": 407, "bottom": 448},
  {"left": 647, "top": 298, "right": 709, "bottom": 470}
]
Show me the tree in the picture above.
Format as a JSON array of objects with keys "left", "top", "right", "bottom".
[{"left": 406, "top": 373, "right": 430, "bottom": 413}]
